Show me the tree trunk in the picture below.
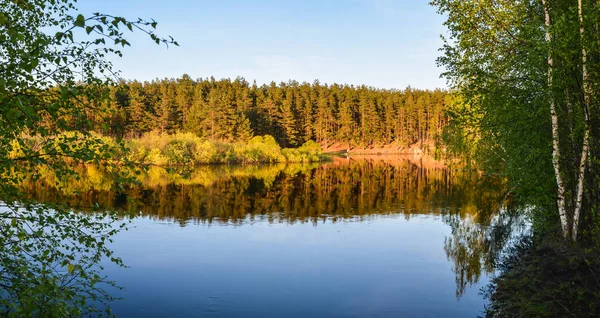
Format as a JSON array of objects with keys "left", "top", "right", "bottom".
[
  {"left": 211, "top": 109, "right": 215, "bottom": 140},
  {"left": 573, "top": 0, "right": 591, "bottom": 241},
  {"left": 542, "top": 0, "right": 569, "bottom": 238}
]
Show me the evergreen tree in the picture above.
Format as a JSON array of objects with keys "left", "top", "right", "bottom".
[
  {"left": 156, "top": 81, "right": 177, "bottom": 133},
  {"left": 280, "top": 88, "right": 299, "bottom": 147},
  {"left": 72, "top": 75, "right": 449, "bottom": 151},
  {"left": 175, "top": 74, "right": 194, "bottom": 130},
  {"left": 127, "top": 81, "right": 153, "bottom": 136},
  {"left": 337, "top": 99, "right": 355, "bottom": 150}
]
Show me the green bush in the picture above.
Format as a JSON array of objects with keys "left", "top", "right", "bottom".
[
  {"left": 164, "top": 140, "right": 195, "bottom": 165},
  {"left": 214, "top": 142, "right": 236, "bottom": 163},
  {"left": 238, "top": 135, "right": 285, "bottom": 163},
  {"left": 120, "top": 131, "right": 328, "bottom": 166},
  {"left": 281, "top": 140, "right": 327, "bottom": 163},
  {"left": 126, "top": 140, "right": 148, "bottom": 163},
  {"left": 298, "top": 140, "right": 322, "bottom": 153},
  {"left": 145, "top": 147, "right": 168, "bottom": 165},
  {"left": 194, "top": 141, "right": 218, "bottom": 164}
]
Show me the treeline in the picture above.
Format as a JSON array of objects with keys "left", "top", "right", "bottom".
[{"left": 79, "top": 75, "right": 447, "bottom": 148}]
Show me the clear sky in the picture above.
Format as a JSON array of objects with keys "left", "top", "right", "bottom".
[{"left": 78, "top": 0, "right": 447, "bottom": 90}]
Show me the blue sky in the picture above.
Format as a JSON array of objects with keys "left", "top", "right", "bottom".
[{"left": 78, "top": 0, "right": 447, "bottom": 89}]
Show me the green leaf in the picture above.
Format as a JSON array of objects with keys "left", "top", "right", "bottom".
[
  {"left": 60, "top": 86, "right": 69, "bottom": 98},
  {"left": 74, "top": 14, "right": 85, "bottom": 27}
]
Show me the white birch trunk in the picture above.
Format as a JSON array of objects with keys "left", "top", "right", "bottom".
[
  {"left": 542, "top": 0, "right": 569, "bottom": 238},
  {"left": 573, "top": 0, "right": 591, "bottom": 241}
]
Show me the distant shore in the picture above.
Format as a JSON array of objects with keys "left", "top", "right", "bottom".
[
  {"left": 321, "top": 142, "right": 447, "bottom": 169},
  {"left": 322, "top": 141, "right": 434, "bottom": 155}
]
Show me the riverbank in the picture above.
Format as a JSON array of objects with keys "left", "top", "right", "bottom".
[
  {"left": 330, "top": 154, "right": 447, "bottom": 170},
  {"left": 321, "top": 140, "right": 453, "bottom": 172},
  {"left": 322, "top": 141, "right": 436, "bottom": 156},
  {"left": 485, "top": 228, "right": 600, "bottom": 317}
]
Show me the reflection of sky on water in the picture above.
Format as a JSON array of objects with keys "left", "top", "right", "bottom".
[
  {"left": 104, "top": 215, "right": 489, "bottom": 317},
  {"left": 23, "top": 159, "right": 510, "bottom": 316}
]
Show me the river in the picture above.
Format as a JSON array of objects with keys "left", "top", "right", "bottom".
[{"left": 25, "top": 157, "right": 516, "bottom": 317}]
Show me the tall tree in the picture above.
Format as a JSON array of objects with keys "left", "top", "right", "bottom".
[
  {"left": 175, "top": 74, "right": 194, "bottom": 130},
  {"left": 432, "top": 0, "right": 599, "bottom": 241},
  {"left": 126, "top": 81, "right": 152, "bottom": 136}
]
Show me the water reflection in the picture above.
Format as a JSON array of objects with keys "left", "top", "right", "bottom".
[
  {"left": 21, "top": 157, "right": 517, "bottom": 304},
  {"left": 443, "top": 208, "right": 528, "bottom": 298},
  {"left": 24, "top": 158, "right": 504, "bottom": 224}
]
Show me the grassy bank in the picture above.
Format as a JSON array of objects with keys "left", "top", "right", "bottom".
[{"left": 125, "top": 132, "right": 329, "bottom": 165}]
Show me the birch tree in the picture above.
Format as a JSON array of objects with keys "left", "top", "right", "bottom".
[
  {"left": 541, "top": 0, "right": 569, "bottom": 238},
  {"left": 573, "top": 0, "right": 591, "bottom": 241},
  {"left": 432, "top": 0, "right": 599, "bottom": 242}
]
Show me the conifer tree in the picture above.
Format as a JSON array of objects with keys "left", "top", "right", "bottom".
[
  {"left": 71, "top": 75, "right": 449, "bottom": 151},
  {"left": 175, "top": 74, "right": 194, "bottom": 129}
]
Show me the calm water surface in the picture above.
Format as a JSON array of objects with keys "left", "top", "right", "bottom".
[{"left": 29, "top": 157, "right": 513, "bottom": 317}]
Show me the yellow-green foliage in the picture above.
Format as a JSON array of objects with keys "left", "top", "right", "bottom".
[
  {"left": 10, "top": 130, "right": 329, "bottom": 167},
  {"left": 194, "top": 141, "right": 218, "bottom": 164},
  {"left": 236, "top": 135, "right": 286, "bottom": 163},
  {"left": 145, "top": 148, "right": 166, "bottom": 165},
  {"left": 281, "top": 140, "right": 327, "bottom": 163},
  {"left": 7, "top": 139, "right": 25, "bottom": 159},
  {"left": 121, "top": 131, "right": 328, "bottom": 166},
  {"left": 9, "top": 131, "right": 124, "bottom": 164},
  {"left": 212, "top": 142, "right": 236, "bottom": 163}
]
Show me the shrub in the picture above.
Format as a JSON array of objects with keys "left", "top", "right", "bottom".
[
  {"left": 145, "top": 147, "right": 168, "bottom": 165},
  {"left": 164, "top": 141, "right": 194, "bottom": 165},
  {"left": 298, "top": 140, "right": 322, "bottom": 153},
  {"left": 281, "top": 140, "right": 326, "bottom": 163},
  {"left": 126, "top": 140, "right": 148, "bottom": 163},
  {"left": 194, "top": 141, "right": 218, "bottom": 164},
  {"left": 123, "top": 132, "right": 328, "bottom": 165},
  {"left": 214, "top": 142, "right": 236, "bottom": 163},
  {"left": 238, "top": 135, "right": 285, "bottom": 163}
]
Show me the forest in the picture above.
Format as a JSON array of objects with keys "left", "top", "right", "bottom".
[{"left": 75, "top": 76, "right": 447, "bottom": 150}]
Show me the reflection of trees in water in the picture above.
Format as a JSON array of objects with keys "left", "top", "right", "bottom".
[
  {"left": 443, "top": 203, "right": 529, "bottom": 298},
  {"left": 22, "top": 159, "right": 502, "bottom": 226},
  {"left": 21, "top": 158, "right": 514, "bottom": 297}
]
